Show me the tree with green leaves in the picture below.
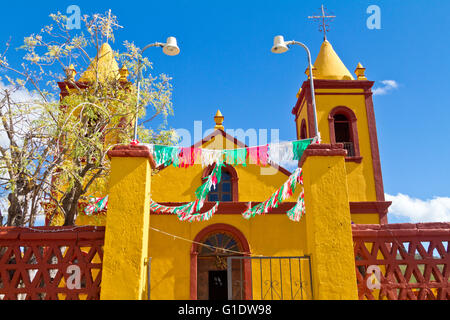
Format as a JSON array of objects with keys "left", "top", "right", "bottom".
[{"left": 0, "top": 10, "right": 177, "bottom": 226}]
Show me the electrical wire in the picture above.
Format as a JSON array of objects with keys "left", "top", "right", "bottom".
[{"left": 149, "top": 225, "right": 263, "bottom": 257}]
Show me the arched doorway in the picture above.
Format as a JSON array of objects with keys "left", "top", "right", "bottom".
[{"left": 190, "top": 224, "right": 251, "bottom": 300}]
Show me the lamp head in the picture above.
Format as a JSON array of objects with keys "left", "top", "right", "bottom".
[
  {"left": 271, "top": 35, "right": 289, "bottom": 54},
  {"left": 163, "top": 37, "right": 180, "bottom": 56}
]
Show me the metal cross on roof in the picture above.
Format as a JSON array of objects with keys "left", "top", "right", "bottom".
[{"left": 308, "top": 5, "right": 336, "bottom": 41}]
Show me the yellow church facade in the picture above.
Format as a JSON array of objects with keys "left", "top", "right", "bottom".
[{"left": 55, "top": 39, "right": 391, "bottom": 300}]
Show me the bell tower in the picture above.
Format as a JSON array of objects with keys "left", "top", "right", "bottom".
[
  {"left": 293, "top": 40, "right": 390, "bottom": 223},
  {"left": 47, "top": 43, "right": 131, "bottom": 225}
]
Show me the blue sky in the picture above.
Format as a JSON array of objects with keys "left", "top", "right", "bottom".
[{"left": 1, "top": 0, "right": 449, "bottom": 224}]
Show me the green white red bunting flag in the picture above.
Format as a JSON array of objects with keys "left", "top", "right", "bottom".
[
  {"left": 84, "top": 166, "right": 305, "bottom": 222},
  {"left": 145, "top": 138, "right": 313, "bottom": 168},
  {"left": 242, "top": 168, "right": 304, "bottom": 220},
  {"left": 83, "top": 139, "right": 313, "bottom": 222}
]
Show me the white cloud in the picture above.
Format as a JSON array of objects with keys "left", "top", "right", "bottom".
[
  {"left": 385, "top": 193, "right": 450, "bottom": 223},
  {"left": 0, "top": 81, "right": 41, "bottom": 148},
  {"left": 373, "top": 80, "right": 399, "bottom": 96}
]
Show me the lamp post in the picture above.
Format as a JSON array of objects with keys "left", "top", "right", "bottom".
[
  {"left": 133, "top": 37, "right": 180, "bottom": 142},
  {"left": 271, "top": 35, "right": 321, "bottom": 142}
]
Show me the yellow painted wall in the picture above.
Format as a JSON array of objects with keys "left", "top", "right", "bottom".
[
  {"left": 76, "top": 213, "right": 107, "bottom": 226},
  {"left": 146, "top": 134, "right": 309, "bottom": 299},
  {"left": 303, "top": 154, "right": 358, "bottom": 299},
  {"left": 101, "top": 156, "right": 152, "bottom": 300},
  {"left": 79, "top": 130, "right": 363, "bottom": 300},
  {"left": 147, "top": 214, "right": 309, "bottom": 300},
  {"left": 351, "top": 213, "right": 380, "bottom": 225}
]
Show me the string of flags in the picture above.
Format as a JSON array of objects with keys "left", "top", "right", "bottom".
[
  {"left": 286, "top": 191, "right": 305, "bottom": 222},
  {"left": 83, "top": 167, "right": 305, "bottom": 223},
  {"left": 84, "top": 161, "right": 225, "bottom": 219},
  {"left": 150, "top": 200, "right": 220, "bottom": 222},
  {"left": 151, "top": 167, "right": 306, "bottom": 222},
  {"left": 84, "top": 195, "right": 108, "bottom": 215},
  {"left": 144, "top": 138, "right": 314, "bottom": 168},
  {"left": 148, "top": 162, "right": 225, "bottom": 221},
  {"left": 83, "top": 138, "right": 314, "bottom": 221},
  {"left": 242, "top": 168, "right": 304, "bottom": 221}
]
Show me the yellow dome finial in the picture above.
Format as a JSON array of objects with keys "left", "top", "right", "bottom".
[
  {"left": 354, "top": 62, "right": 367, "bottom": 80},
  {"left": 65, "top": 64, "right": 77, "bottom": 81},
  {"left": 214, "top": 110, "right": 224, "bottom": 130},
  {"left": 119, "top": 64, "right": 129, "bottom": 82},
  {"left": 304, "top": 65, "right": 318, "bottom": 79},
  {"left": 312, "top": 40, "right": 354, "bottom": 80},
  {"left": 79, "top": 43, "right": 120, "bottom": 82}
]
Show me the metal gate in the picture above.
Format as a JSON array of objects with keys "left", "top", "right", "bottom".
[{"left": 226, "top": 256, "right": 313, "bottom": 300}]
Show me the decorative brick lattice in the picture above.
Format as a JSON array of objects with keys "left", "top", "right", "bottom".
[
  {"left": 0, "top": 226, "right": 105, "bottom": 300},
  {"left": 353, "top": 223, "right": 450, "bottom": 300}
]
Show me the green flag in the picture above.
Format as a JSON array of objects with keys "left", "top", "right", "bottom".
[{"left": 292, "top": 139, "right": 313, "bottom": 161}]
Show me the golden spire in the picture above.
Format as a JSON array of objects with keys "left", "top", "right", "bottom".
[
  {"left": 312, "top": 40, "right": 354, "bottom": 80},
  {"left": 119, "top": 64, "right": 129, "bottom": 82},
  {"left": 304, "top": 65, "right": 318, "bottom": 79},
  {"left": 65, "top": 64, "right": 77, "bottom": 81},
  {"left": 354, "top": 62, "right": 367, "bottom": 80},
  {"left": 214, "top": 110, "right": 224, "bottom": 130},
  {"left": 79, "top": 43, "right": 120, "bottom": 82}
]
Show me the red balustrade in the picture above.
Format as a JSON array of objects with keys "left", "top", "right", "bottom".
[
  {"left": 1, "top": 223, "right": 448, "bottom": 300},
  {"left": 0, "top": 226, "right": 105, "bottom": 300},
  {"left": 353, "top": 223, "right": 450, "bottom": 300}
]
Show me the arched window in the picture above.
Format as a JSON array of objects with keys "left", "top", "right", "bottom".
[
  {"left": 328, "top": 106, "right": 362, "bottom": 162},
  {"left": 199, "top": 232, "right": 241, "bottom": 256},
  {"left": 203, "top": 165, "right": 238, "bottom": 202},
  {"left": 300, "top": 119, "right": 308, "bottom": 140},
  {"left": 208, "top": 170, "right": 232, "bottom": 202},
  {"left": 333, "top": 114, "right": 353, "bottom": 155}
]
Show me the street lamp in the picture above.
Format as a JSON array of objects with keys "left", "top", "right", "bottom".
[
  {"left": 271, "top": 35, "right": 321, "bottom": 142},
  {"left": 133, "top": 37, "right": 180, "bottom": 141}
]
